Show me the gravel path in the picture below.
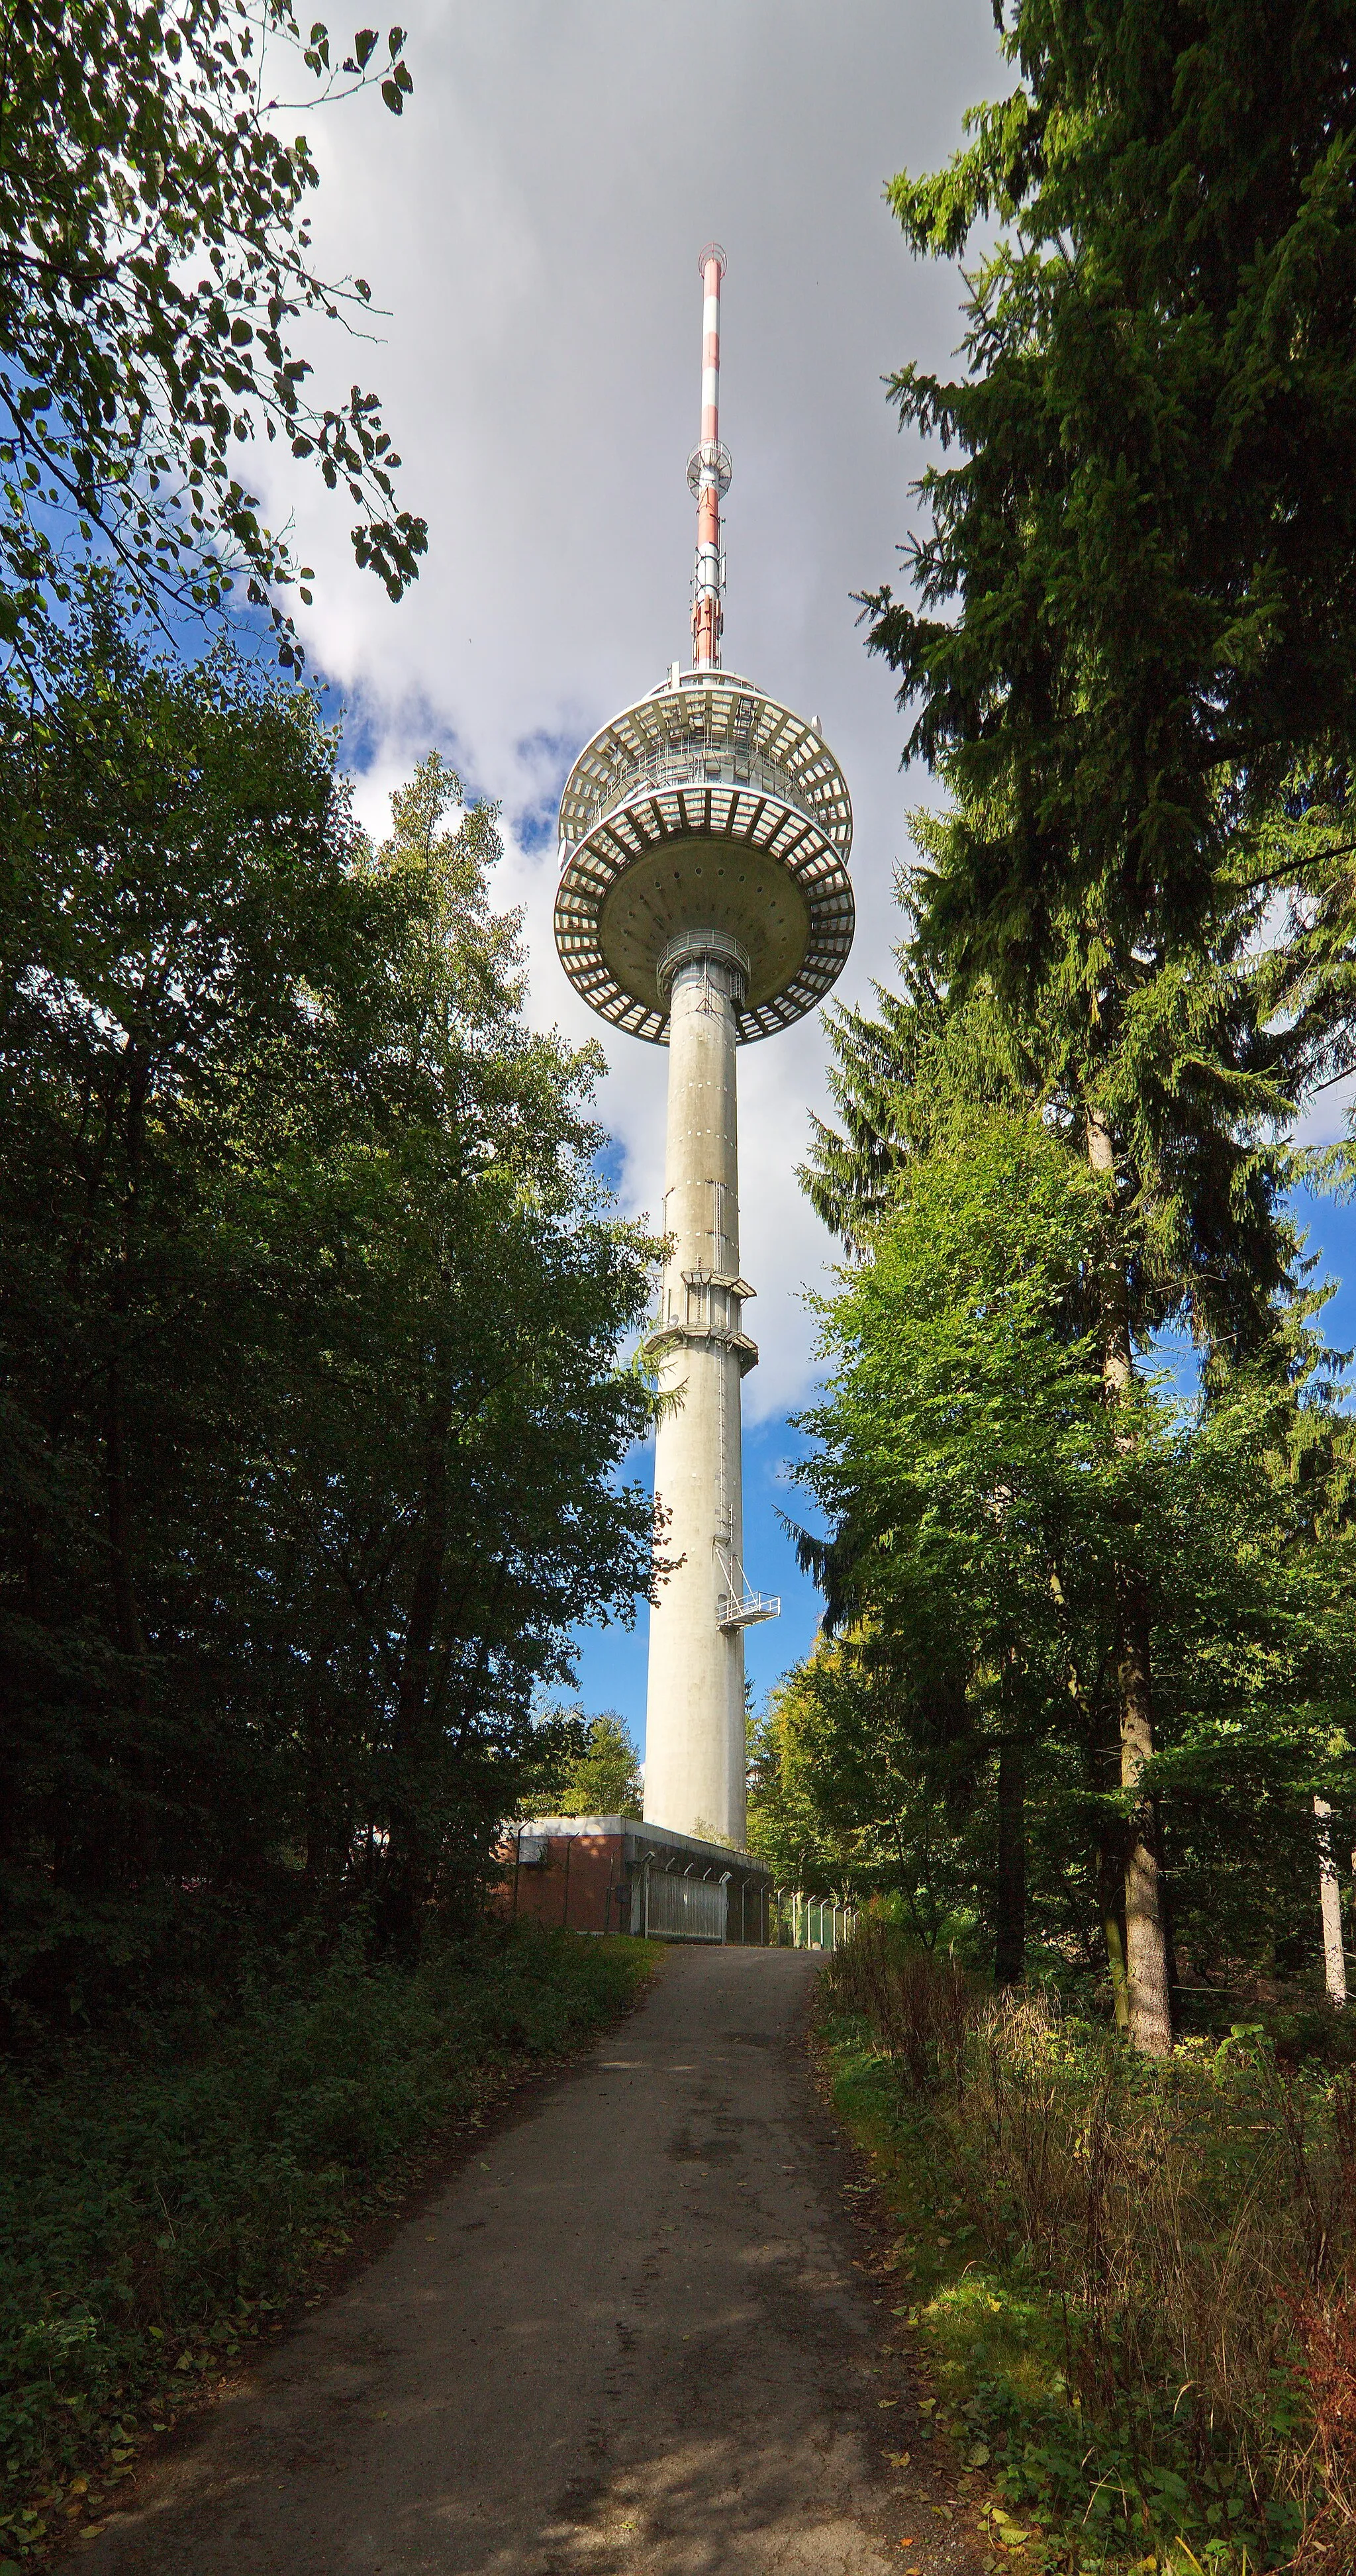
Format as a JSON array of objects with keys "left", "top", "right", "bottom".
[{"left": 83, "top": 1945, "right": 977, "bottom": 2575}]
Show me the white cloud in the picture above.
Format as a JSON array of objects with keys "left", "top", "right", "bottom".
[
  {"left": 1296, "top": 1075, "right": 1356, "bottom": 1153},
  {"left": 253, "top": 0, "right": 1008, "bottom": 1408}
]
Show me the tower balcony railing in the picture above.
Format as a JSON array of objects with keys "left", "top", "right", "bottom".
[
  {"left": 714, "top": 1544, "right": 781, "bottom": 1633},
  {"left": 563, "top": 742, "right": 828, "bottom": 852}
]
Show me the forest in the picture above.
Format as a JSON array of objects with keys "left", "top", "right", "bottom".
[
  {"left": 0, "top": 2, "right": 663, "bottom": 2028},
  {"left": 0, "top": 617, "right": 662, "bottom": 2016},
  {"left": 746, "top": 0, "right": 1356, "bottom": 2059},
  {"left": 0, "top": 7, "right": 667, "bottom": 2539}
]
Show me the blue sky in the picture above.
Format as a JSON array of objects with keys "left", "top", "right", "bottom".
[{"left": 1286, "top": 1182, "right": 1356, "bottom": 1363}]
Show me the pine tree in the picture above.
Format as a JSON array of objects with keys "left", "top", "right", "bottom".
[{"left": 857, "top": 3, "right": 1356, "bottom": 2031}]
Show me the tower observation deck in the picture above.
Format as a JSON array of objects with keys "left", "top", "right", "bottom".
[{"left": 554, "top": 246, "right": 854, "bottom": 1850}]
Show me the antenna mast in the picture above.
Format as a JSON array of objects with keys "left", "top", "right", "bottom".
[{"left": 688, "top": 243, "right": 731, "bottom": 671}]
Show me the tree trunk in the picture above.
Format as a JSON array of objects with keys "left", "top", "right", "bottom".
[
  {"left": 1098, "top": 1826, "right": 1131, "bottom": 2034},
  {"left": 104, "top": 1357, "right": 146, "bottom": 1671},
  {"left": 1315, "top": 1796, "right": 1347, "bottom": 2005},
  {"left": 994, "top": 1734, "right": 1026, "bottom": 1986},
  {"left": 301, "top": 1660, "right": 350, "bottom": 1912},
  {"left": 379, "top": 1376, "right": 453, "bottom": 1956},
  {"left": 1115, "top": 1567, "right": 1173, "bottom": 2050},
  {"left": 1087, "top": 1103, "right": 1173, "bottom": 2054},
  {"left": 103, "top": 1046, "right": 156, "bottom": 1876}
]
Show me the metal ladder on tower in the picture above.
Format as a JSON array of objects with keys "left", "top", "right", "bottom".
[{"left": 713, "top": 1340, "right": 779, "bottom": 1630}]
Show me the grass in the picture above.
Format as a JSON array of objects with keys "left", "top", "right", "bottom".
[
  {"left": 818, "top": 1920, "right": 1356, "bottom": 2576},
  {"left": 0, "top": 1923, "right": 659, "bottom": 2565}
]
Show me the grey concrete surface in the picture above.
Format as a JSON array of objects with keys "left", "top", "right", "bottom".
[
  {"left": 640, "top": 946, "right": 750, "bottom": 1850},
  {"left": 83, "top": 1948, "right": 974, "bottom": 2576}
]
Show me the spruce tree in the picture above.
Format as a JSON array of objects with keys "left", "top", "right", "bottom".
[{"left": 851, "top": 1, "right": 1356, "bottom": 2035}]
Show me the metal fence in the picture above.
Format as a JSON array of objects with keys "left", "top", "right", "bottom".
[
  {"left": 775, "top": 1892, "right": 854, "bottom": 1952},
  {"left": 640, "top": 1874, "right": 853, "bottom": 1948}
]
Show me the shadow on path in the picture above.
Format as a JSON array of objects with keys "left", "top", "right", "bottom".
[{"left": 83, "top": 1947, "right": 979, "bottom": 2575}]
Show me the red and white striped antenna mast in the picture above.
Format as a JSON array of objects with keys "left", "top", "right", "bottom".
[{"left": 688, "top": 242, "right": 731, "bottom": 671}]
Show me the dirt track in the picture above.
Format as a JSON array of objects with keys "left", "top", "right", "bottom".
[{"left": 83, "top": 1946, "right": 975, "bottom": 2575}]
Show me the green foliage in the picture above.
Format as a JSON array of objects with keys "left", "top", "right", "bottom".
[
  {"left": 822, "top": 1928, "right": 1356, "bottom": 2571},
  {"left": 867, "top": 0, "right": 1356, "bottom": 969},
  {"left": 808, "top": 809, "right": 1302, "bottom": 1381},
  {"left": 751, "top": 1646, "right": 997, "bottom": 1955},
  {"left": 853, "top": 25, "right": 1355, "bottom": 2021},
  {"left": 787, "top": 1082, "right": 1356, "bottom": 1989},
  {"left": 547, "top": 1712, "right": 644, "bottom": 1820},
  {"left": 801, "top": 948, "right": 1035, "bottom": 1253},
  {"left": 746, "top": 1656, "right": 865, "bottom": 1894},
  {"left": 0, "top": 0, "right": 425, "bottom": 671},
  {"left": 0, "top": 1927, "right": 659, "bottom": 2547},
  {"left": 0, "top": 609, "right": 659, "bottom": 2012},
  {"left": 794, "top": 1107, "right": 1121, "bottom": 1967},
  {"left": 794, "top": 621, "right": 1356, "bottom": 2001},
  {"left": 799, "top": 1107, "right": 1120, "bottom": 1648}
]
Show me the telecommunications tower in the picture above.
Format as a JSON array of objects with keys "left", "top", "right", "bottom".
[{"left": 554, "top": 247, "right": 854, "bottom": 1848}]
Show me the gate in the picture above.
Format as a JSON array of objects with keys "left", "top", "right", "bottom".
[{"left": 644, "top": 1867, "right": 728, "bottom": 1942}]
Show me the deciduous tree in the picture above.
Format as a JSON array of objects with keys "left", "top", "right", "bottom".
[
  {"left": 0, "top": 0, "right": 425, "bottom": 674},
  {"left": 0, "top": 617, "right": 657, "bottom": 2011}
]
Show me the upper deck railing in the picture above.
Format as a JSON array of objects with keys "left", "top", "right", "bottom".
[
  {"left": 563, "top": 742, "right": 821, "bottom": 854},
  {"left": 557, "top": 674, "right": 853, "bottom": 866}
]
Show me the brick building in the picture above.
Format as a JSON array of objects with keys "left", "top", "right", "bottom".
[{"left": 499, "top": 1816, "right": 776, "bottom": 1944}]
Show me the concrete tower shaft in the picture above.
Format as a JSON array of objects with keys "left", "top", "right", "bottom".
[{"left": 642, "top": 943, "right": 755, "bottom": 1841}]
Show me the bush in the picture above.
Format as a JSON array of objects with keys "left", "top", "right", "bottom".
[
  {"left": 822, "top": 1919, "right": 1356, "bottom": 2571},
  {"left": 827, "top": 1913, "right": 985, "bottom": 2091}
]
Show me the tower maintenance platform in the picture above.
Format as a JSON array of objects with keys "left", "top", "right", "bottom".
[{"left": 554, "top": 246, "right": 854, "bottom": 1849}]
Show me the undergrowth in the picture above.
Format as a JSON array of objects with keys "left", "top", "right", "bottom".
[
  {"left": 820, "top": 1918, "right": 1356, "bottom": 2576},
  {"left": 0, "top": 1924, "right": 658, "bottom": 2565}
]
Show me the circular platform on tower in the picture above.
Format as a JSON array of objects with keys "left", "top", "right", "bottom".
[{"left": 554, "top": 669, "right": 854, "bottom": 1044}]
